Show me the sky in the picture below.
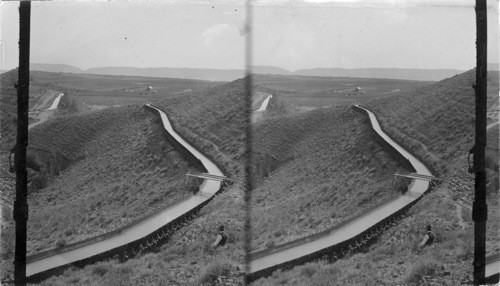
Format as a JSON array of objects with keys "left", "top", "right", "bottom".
[{"left": 0, "top": 0, "right": 498, "bottom": 71}]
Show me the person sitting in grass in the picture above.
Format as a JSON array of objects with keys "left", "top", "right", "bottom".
[
  {"left": 212, "top": 225, "right": 228, "bottom": 249},
  {"left": 419, "top": 224, "right": 435, "bottom": 248}
]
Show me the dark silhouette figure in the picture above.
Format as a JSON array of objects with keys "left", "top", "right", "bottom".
[
  {"left": 419, "top": 225, "right": 435, "bottom": 248},
  {"left": 212, "top": 225, "right": 228, "bottom": 248}
]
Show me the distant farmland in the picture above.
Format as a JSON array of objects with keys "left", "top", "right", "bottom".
[
  {"left": 253, "top": 74, "right": 430, "bottom": 111},
  {"left": 29, "top": 71, "right": 222, "bottom": 107}
]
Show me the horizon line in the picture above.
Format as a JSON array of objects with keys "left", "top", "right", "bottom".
[{"left": 3, "top": 63, "right": 495, "bottom": 73}]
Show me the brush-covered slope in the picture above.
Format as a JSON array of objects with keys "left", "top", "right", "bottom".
[
  {"left": 155, "top": 78, "right": 248, "bottom": 177},
  {"left": 27, "top": 106, "right": 201, "bottom": 254},
  {"left": 29, "top": 79, "right": 247, "bottom": 286},
  {"left": 0, "top": 69, "right": 20, "bottom": 283},
  {"left": 1, "top": 69, "right": 70, "bottom": 278},
  {"left": 0, "top": 69, "right": 19, "bottom": 150},
  {"left": 0, "top": 157, "right": 15, "bottom": 283},
  {"left": 250, "top": 105, "right": 411, "bottom": 251},
  {"left": 252, "top": 70, "right": 499, "bottom": 286},
  {"left": 0, "top": 69, "right": 71, "bottom": 151},
  {"left": 367, "top": 69, "right": 499, "bottom": 256}
]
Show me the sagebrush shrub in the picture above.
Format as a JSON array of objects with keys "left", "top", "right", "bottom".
[
  {"left": 55, "top": 238, "right": 66, "bottom": 248},
  {"left": 199, "top": 257, "right": 232, "bottom": 285},
  {"left": 300, "top": 264, "right": 318, "bottom": 278},
  {"left": 91, "top": 263, "right": 112, "bottom": 276},
  {"left": 404, "top": 255, "right": 442, "bottom": 283},
  {"left": 265, "top": 239, "right": 275, "bottom": 249}
]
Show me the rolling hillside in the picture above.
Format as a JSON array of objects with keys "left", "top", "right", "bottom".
[
  {"left": 0, "top": 69, "right": 64, "bottom": 150},
  {"left": 252, "top": 70, "right": 499, "bottom": 285},
  {"left": 154, "top": 78, "right": 249, "bottom": 178},
  {"left": 26, "top": 106, "right": 201, "bottom": 254},
  {"left": 1, "top": 69, "right": 247, "bottom": 284},
  {"left": 250, "top": 105, "right": 411, "bottom": 252},
  {"left": 366, "top": 69, "right": 499, "bottom": 256},
  {"left": 0, "top": 68, "right": 70, "bottom": 218},
  {"left": 25, "top": 78, "right": 247, "bottom": 285},
  {"left": 0, "top": 70, "right": 210, "bottom": 256}
]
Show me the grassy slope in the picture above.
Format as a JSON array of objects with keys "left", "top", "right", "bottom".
[
  {"left": 27, "top": 105, "right": 200, "bottom": 253},
  {"left": 367, "top": 69, "right": 499, "bottom": 256},
  {"left": 1, "top": 69, "right": 71, "bottom": 281},
  {"left": 0, "top": 69, "right": 20, "bottom": 283},
  {"left": 0, "top": 159, "right": 15, "bottom": 283},
  {"left": 30, "top": 79, "right": 247, "bottom": 286},
  {"left": 0, "top": 69, "right": 19, "bottom": 215},
  {"left": 156, "top": 79, "right": 248, "bottom": 177},
  {"left": 0, "top": 69, "right": 60, "bottom": 150},
  {"left": 0, "top": 70, "right": 18, "bottom": 150},
  {"left": 250, "top": 106, "right": 410, "bottom": 251},
  {"left": 252, "top": 70, "right": 499, "bottom": 285}
]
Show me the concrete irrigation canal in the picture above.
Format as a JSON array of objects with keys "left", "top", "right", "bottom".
[
  {"left": 25, "top": 104, "right": 225, "bottom": 281},
  {"left": 252, "top": 93, "right": 273, "bottom": 123},
  {"left": 28, "top": 92, "right": 64, "bottom": 129},
  {"left": 9, "top": 98, "right": 499, "bottom": 282},
  {"left": 256, "top": 94, "right": 273, "bottom": 112},
  {"left": 248, "top": 104, "right": 499, "bottom": 282}
]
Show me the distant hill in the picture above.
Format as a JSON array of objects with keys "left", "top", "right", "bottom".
[
  {"left": 86, "top": 66, "right": 468, "bottom": 81},
  {"left": 86, "top": 66, "right": 245, "bottom": 82},
  {"left": 252, "top": 66, "right": 293, "bottom": 75},
  {"left": 30, "top": 63, "right": 84, "bottom": 74},
  {"left": 86, "top": 65, "right": 292, "bottom": 81},
  {"left": 293, "top": 68, "right": 467, "bottom": 82},
  {"left": 24, "top": 62, "right": 499, "bottom": 82}
]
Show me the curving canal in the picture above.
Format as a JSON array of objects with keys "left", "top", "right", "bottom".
[
  {"left": 249, "top": 105, "right": 431, "bottom": 275},
  {"left": 249, "top": 104, "right": 499, "bottom": 281},
  {"left": 26, "top": 104, "right": 223, "bottom": 277}
]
